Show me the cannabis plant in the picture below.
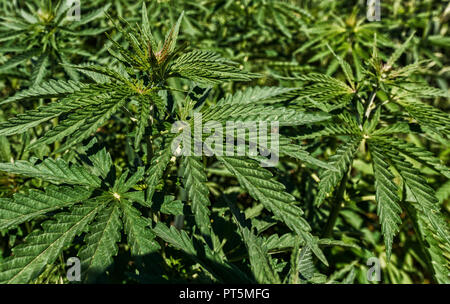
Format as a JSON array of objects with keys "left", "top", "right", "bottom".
[
  {"left": 0, "top": 3, "right": 335, "bottom": 283},
  {"left": 0, "top": 0, "right": 448, "bottom": 285},
  {"left": 292, "top": 36, "right": 450, "bottom": 283}
]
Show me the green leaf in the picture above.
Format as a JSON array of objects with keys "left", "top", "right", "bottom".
[
  {"left": 121, "top": 201, "right": 160, "bottom": 256},
  {"left": 153, "top": 222, "right": 250, "bottom": 283},
  {"left": 218, "top": 156, "right": 328, "bottom": 266},
  {"left": 297, "top": 246, "right": 316, "bottom": 282},
  {"left": 403, "top": 202, "right": 450, "bottom": 284},
  {"left": 387, "top": 151, "right": 450, "bottom": 246},
  {"left": 315, "top": 138, "right": 360, "bottom": 206},
  {"left": 171, "top": 50, "right": 260, "bottom": 84},
  {"left": 203, "top": 104, "right": 330, "bottom": 126},
  {"left": 134, "top": 94, "right": 152, "bottom": 149},
  {"left": 379, "top": 137, "right": 450, "bottom": 178},
  {"left": 30, "top": 53, "right": 48, "bottom": 86},
  {"left": 0, "top": 79, "right": 85, "bottom": 106},
  {"left": 0, "top": 158, "right": 101, "bottom": 187},
  {"left": 0, "top": 50, "right": 39, "bottom": 73},
  {"left": 0, "top": 186, "right": 92, "bottom": 230},
  {"left": 0, "top": 91, "right": 110, "bottom": 137},
  {"left": 182, "top": 157, "right": 211, "bottom": 236},
  {"left": 146, "top": 138, "right": 174, "bottom": 205},
  {"left": 398, "top": 99, "right": 450, "bottom": 136},
  {"left": 370, "top": 144, "right": 402, "bottom": 260},
  {"left": 55, "top": 93, "right": 129, "bottom": 152},
  {"left": 279, "top": 137, "right": 336, "bottom": 170},
  {"left": 241, "top": 227, "right": 281, "bottom": 283},
  {"left": 217, "top": 86, "right": 296, "bottom": 106},
  {"left": 386, "top": 33, "right": 415, "bottom": 68},
  {"left": 160, "top": 196, "right": 184, "bottom": 216}
]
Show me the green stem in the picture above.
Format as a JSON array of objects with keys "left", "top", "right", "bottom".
[{"left": 321, "top": 170, "right": 349, "bottom": 238}]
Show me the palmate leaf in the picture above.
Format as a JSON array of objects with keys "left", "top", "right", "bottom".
[
  {"left": 79, "top": 203, "right": 122, "bottom": 283},
  {"left": 436, "top": 181, "right": 450, "bottom": 204},
  {"left": 182, "top": 156, "right": 211, "bottom": 236},
  {"left": 315, "top": 137, "right": 360, "bottom": 206},
  {"left": 66, "top": 64, "right": 131, "bottom": 85},
  {"left": 0, "top": 201, "right": 103, "bottom": 284},
  {"left": 218, "top": 156, "right": 328, "bottom": 266},
  {"left": 0, "top": 101, "right": 78, "bottom": 137},
  {"left": 153, "top": 223, "right": 196, "bottom": 255},
  {"left": 160, "top": 11, "right": 184, "bottom": 56},
  {"left": 171, "top": 50, "right": 260, "bottom": 84},
  {"left": 0, "top": 158, "right": 101, "bottom": 187},
  {"left": 326, "top": 44, "right": 355, "bottom": 90},
  {"left": 114, "top": 167, "right": 145, "bottom": 194},
  {"left": 395, "top": 84, "right": 449, "bottom": 99},
  {"left": 293, "top": 73, "right": 354, "bottom": 99},
  {"left": 141, "top": 2, "right": 156, "bottom": 50},
  {"left": 0, "top": 185, "right": 92, "bottom": 230},
  {"left": 263, "top": 233, "right": 358, "bottom": 252},
  {"left": 369, "top": 144, "right": 402, "bottom": 260},
  {"left": 371, "top": 123, "right": 412, "bottom": 136},
  {"left": 82, "top": 144, "right": 113, "bottom": 179},
  {"left": 27, "top": 114, "right": 91, "bottom": 150}
]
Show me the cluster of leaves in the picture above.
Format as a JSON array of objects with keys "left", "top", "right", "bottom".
[{"left": 0, "top": 0, "right": 448, "bottom": 284}]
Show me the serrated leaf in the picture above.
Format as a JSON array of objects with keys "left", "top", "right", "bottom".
[
  {"left": 182, "top": 157, "right": 211, "bottom": 235},
  {"left": 218, "top": 156, "right": 328, "bottom": 266},
  {"left": 315, "top": 138, "right": 360, "bottom": 206},
  {"left": 370, "top": 144, "right": 402, "bottom": 260},
  {"left": 0, "top": 186, "right": 92, "bottom": 230},
  {"left": 79, "top": 203, "right": 122, "bottom": 283},
  {"left": 0, "top": 158, "right": 101, "bottom": 187}
]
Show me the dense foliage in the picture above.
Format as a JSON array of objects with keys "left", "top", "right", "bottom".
[{"left": 0, "top": 0, "right": 448, "bottom": 284}]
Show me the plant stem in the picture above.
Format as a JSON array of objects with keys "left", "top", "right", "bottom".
[{"left": 321, "top": 170, "right": 349, "bottom": 238}]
